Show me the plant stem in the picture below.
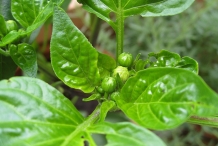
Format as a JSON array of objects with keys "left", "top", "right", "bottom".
[
  {"left": 61, "top": 105, "right": 101, "bottom": 146},
  {"left": 0, "top": 48, "right": 10, "bottom": 56},
  {"left": 116, "top": 0, "right": 124, "bottom": 61},
  {"left": 188, "top": 116, "right": 218, "bottom": 127}
]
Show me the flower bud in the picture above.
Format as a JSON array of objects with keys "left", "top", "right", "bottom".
[{"left": 113, "top": 66, "right": 129, "bottom": 82}]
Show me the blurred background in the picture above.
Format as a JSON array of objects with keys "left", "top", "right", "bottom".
[{"left": 29, "top": 0, "right": 218, "bottom": 145}]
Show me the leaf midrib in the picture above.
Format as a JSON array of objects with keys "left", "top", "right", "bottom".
[
  {"left": 0, "top": 120, "right": 77, "bottom": 128},
  {"left": 1, "top": 88, "right": 80, "bottom": 125}
]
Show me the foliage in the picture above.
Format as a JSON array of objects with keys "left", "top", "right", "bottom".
[
  {"left": 122, "top": 0, "right": 218, "bottom": 91},
  {"left": 1, "top": 0, "right": 218, "bottom": 145}
]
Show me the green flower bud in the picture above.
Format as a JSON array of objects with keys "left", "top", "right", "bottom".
[
  {"left": 101, "top": 77, "right": 117, "bottom": 93},
  {"left": 118, "top": 52, "right": 133, "bottom": 67},
  {"left": 6, "top": 20, "right": 18, "bottom": 33},
  {"left": 96, "top": 86, "right": 104, "bottom": 94},
  {"left": 113, "top": 66, "right": 129, "bottom": 82},
  {"left": 110, "top": 91, "right": 120, "bottom": 101}
]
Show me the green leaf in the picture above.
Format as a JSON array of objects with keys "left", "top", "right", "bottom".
[
  {"left": 78, "top": 0, "right": 165, "bottom": 30},
  {"left": 99, "top": 101, "right": 115, "bottom": 122},
  {"left": 0, "top": 77, "right": 86, "bottom": 146},
  {"left": 117, "top": 68, "right": 218, "bottom": 130},
  {"left": 10, "top": 43, "right": 37, "bottom": 77},
  {"left": 50, "top": 7, "right": 100, "bottom": 93},
  {"left": 141, "top": 0, "right": 195, "bottom": 17},
  {"left": 0, "top": 30, "right": 20, "bottom": 47},
  {"left": 0, "top": 15, "right": 7, "bottom": 36},
  {"left": 135, "top": 59, "right": 148, "bottom": 71},
  {"left": 83, "top": 93, "right": 101, "bottom": 102},
  {"left": 176, "top": 56, "right": 199, "bottom": 74},
  {"left": 149, "top": 50, "right": 181, "bottom": 67},
  {"left": 11, "top": 0, "right": 63, "bottom": 34},
  {"left": 98, "top": 53, "right": 116, "bottom": 79},
  {"left": 0, "top": 54, "right": 17, "bottom": 79},
  {"left": 148, "top": 50, "right": 198, "bottom": 74},
  {"left": 88, "top": 122, "right": 166, "bottom": 146}
]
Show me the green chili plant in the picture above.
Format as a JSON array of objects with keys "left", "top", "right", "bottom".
[{"left": 1, "top": 0, "right": 218, "bottom": 145}]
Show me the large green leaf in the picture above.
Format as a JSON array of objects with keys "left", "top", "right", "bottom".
[
  {"left": 50, "top": 7, "right": 100, "bottom": 93},
  {"left": 88, "top": 122, "right": 166, "bottom": 146},
  {"left": 117, "top": 68, "right": 218, "bottom": 130},
  {"left": 10, "top": 43, "right": 37, "bottom": 77},
  {"left": 0, "top": 54, "right": 17, "bottom": 79},
  {"left": 141, "top": 0, "right": 195, "bottom": 17},
  {"left": 0, "top": 77, "right": 86, "bottom": 146},
  {"left": 78, "top": 0, "right": 164, "bottom": 30},
  {"left": 11, "top": 0, "right": 64, "bottom": 34}
]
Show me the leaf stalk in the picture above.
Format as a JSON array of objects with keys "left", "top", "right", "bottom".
[{"left": 61, "top": 105, "right": 101, "bottom": 146}]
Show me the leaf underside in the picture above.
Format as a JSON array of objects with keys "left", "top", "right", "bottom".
[
  {"left": 78, "top": 0, "right": 165, "bottom": 30},
  {"left": 88, "top": 122, "right": 166, "bottom": 146},
  {"left": 79, "top": 0, "right": 194, "bottom": 30},
  {"left": 141, "top": 0, "right": 195, "bottom": 17}
]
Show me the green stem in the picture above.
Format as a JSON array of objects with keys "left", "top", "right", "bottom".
[
  {"left": 0, "top": 48, "right": 10, "bottom": 56},
  {"left": 188, "top": 116, "right": 218, "bottom": 127},
  {"left": 116, "top": 0, "right": 124, "bottom": 61},
  {"left": 61, "top": 105, "right": 101, "bottom": 146}
]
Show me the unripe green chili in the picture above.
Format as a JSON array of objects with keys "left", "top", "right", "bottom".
[
  {"left": 101, "top": 77, "right": 117, "bottom": 93},
  {"left": 118, "top": 52, "right": 133, "bottom": 67}
]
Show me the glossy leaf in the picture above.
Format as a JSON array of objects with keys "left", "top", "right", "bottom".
[
  {"left": 149, "top": 50, "right": 181, "bottom": 67},
  {"left": 0, "top": 77, "right": 86, "bottom": 146},
  {"left": 0, "top": 54, "right": 17, "bottom": 79},
  {"left": 78, "top": 0, "right": 164, "bottom": 30},
  {"left": 10, "top": 43, "right": 37, "bottom": 77},
  {"left": 135, "top": 59, "right": 149, "bottom": 71},
  {"left": 98, "top": 53, "right": 116, "bottom": 79},
  {"left": 11, "top": 0, "right": 62, "bottom": 28},
  {"left": 141, "top": 0, "right": 195, "bottom": 17},
  {"left": 176, "top": 56, "right": 199, "bottom": 74},
  {"left": 83, "top": 93, "right": 101, "bottom": 102},
  {"left": 0, "top": 15, "right": 7, "bottom": 36},
  {"left": 0, "top": 30, "right": 19, "bottom": 47},
  {"left": 148, "top": 50, "right": 198, "bottom": 74},
  {"left": 51, "top": 7, "right": 100, "bottom": 93},
  {"left": 99, "top": 101, "right": 115, "bottom": 122},
  {"left": 11, "top": 0, "right": 63, "bottom": 34},
  {"left": 117, "top": 68, "right": 218, "bottom": 130},
  {"left": 88, "top": 122, "right": 166, "bottom": 146}
]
